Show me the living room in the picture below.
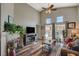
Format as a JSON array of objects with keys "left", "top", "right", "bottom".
[{"left": 1, "top": 3, "right": 79, "bottom": 56}]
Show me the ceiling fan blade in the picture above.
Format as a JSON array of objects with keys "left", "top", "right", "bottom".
[
  {"left": 51, "top": 8, "right": 57, "bottom": 11},
  {"left": 49, "top": 5, "right": 54, "bottom": 8},
  {"left": 42, "top": 7, "right": 47, "bottom": 10}
]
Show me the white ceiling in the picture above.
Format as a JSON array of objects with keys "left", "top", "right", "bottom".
[{"left": 28, "top": 3, "right": 78, "bottom": 12}]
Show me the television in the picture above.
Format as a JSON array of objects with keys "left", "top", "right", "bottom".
[{"left": 26, "top": 27, "right": 35, "bottom": 33}]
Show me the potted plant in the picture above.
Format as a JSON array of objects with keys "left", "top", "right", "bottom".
[{"left": 4, "top": 22, "right": 25, "bottom": 47}]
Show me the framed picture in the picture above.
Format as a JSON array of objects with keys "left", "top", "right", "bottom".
[
  {"left": 8, "top": 15, "right": 14, "bottom": 23},
  {"left": 67, "top": 22, "right": 76, "bottom": 29}
]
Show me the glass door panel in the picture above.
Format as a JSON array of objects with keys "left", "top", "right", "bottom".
[
  {"left": 45, "top": 24, "right": 52, "bottom": 44},
  {"left": 55, "top": 23, "right": 66, "bottom": 43}
]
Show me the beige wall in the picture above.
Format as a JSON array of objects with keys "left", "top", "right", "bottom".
[
  {"left": 14, "top": 4, "right": 40, "bottom": 28},
  {"left": 76, "top": 5, "right": 79, "bottom": 29},
  {"left": 77, "top": 4, "right": 79, "bottom": 21},
  {"left": 1, "top": 3, "right": 14, "bottom": 56},
  {"left": 40, "top": 6, "right": 78, "bottom": 25},
  {"left": 14, "top": 4, "right": 41, "bottom": 38}
]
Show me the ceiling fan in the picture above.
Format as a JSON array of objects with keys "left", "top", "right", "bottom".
[{"left": 42, "top": 4, "right": 57, "bottom": 14}]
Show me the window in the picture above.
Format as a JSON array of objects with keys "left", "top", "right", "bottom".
[
  {"left": 56, "top": 16, "right": 63, "bottom": 23},
  {"left": 46, "top": 16, "right": 52, "bottom": 24}
]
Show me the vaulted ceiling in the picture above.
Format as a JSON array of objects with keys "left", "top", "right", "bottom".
[{"left": 28, "top": 3, "right": 78, "bottom": 12}]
